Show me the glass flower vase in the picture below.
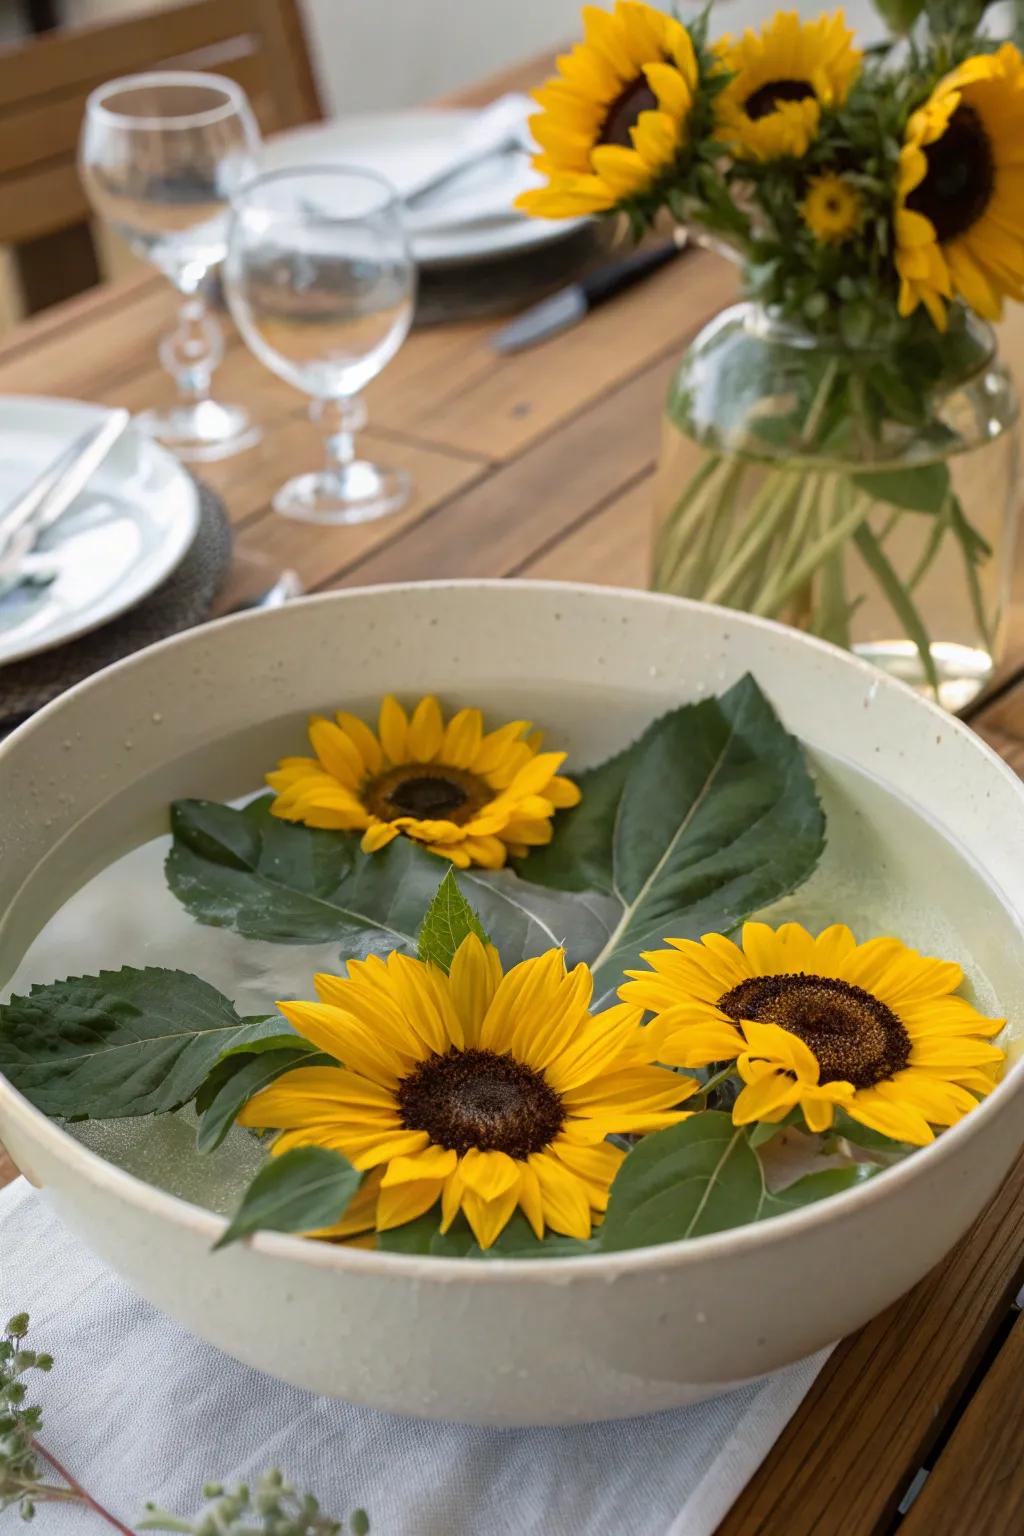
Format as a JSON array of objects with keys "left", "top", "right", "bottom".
[{"left": 652, "top": 303, "right": 1022, "bottom": 710}]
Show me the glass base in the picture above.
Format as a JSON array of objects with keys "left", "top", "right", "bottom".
[
  {"left": 135, "top": 401, "right": 261, "bottom": 463},
  {"left": 854, "top": 640, "right": 994, "bottom": 712},
  {"left": 273, "top": 463, "right": 411, "bottom": 526}
]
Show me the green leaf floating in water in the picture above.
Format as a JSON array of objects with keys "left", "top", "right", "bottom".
[
  {"left": 598, "top": 1112, "right": 763, "bottom": 1250},
  {"left": 522, "top": 675, "right": 825, "bottom": 1004},
  {"left": 167, "top": 796, "right": 616, "bottom": 968},
  {"left": 213, "top": 1145, "right": 362, "bottom": 1251},
  {"left": 0, "top": 968, "right": 270, "bottom": 1120},
  {"left": 599, "top": 1111, "right": 876, "bottom": 1252},
  {"left": 195, "top": 1046, "right": 329, "bottom": 1154},
  {"left": 758, "top": 1163, "right": 874, "bottom": 1218},
  {"left": 417, "top": 868, "right": 491, "bottom": 972}
]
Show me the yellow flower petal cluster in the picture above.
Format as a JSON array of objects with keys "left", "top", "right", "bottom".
[
  {"left": 239, "top": 938, "right": 697, "bottom": 1249},
  {"left": 267, "top": 695, "right": 580, "bottom": 870},
  {"left": 801, "top": 172, "right": 861, "bottom": 243},
  {"left": 515, "top": 1, "right": 698, "bottom": 218},
  {"left": 895, "top": 43, "right": 1024, "bottom": 331},
  {"left": 714, "top": 9, "right": 861, "bottom": 161},
  {"left": 621, "top": 922, "right": 1004, "bottom": 1145}
]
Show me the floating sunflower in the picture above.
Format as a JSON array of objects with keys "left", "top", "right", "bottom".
[
  {"left": 895, "top": 43, "right": 1024, "bottom": 331},
  {"left": 801, "top": 172, "right": 860, "bottom": 243},
  {"left": 515, "top": 1, "right": 698, "bottom": 219},
  {"left": 620, "top": 922, "right": 1004, "bottom": 1145},
  {"left": 238, "top": 938, "right": 697, "bottom": 1248},
  {"left": 714, "top": 10, "right": 861, "bottom": 161},
  {"left": 267, "top": 695, "right": 580, "bottom": 869}
]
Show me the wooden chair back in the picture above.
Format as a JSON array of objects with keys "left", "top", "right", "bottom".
[{"left": 0, "top": 0, "right": 323, "bottom": 313}]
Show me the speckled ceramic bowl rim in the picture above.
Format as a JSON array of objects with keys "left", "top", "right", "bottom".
[{"left": 2, "top": 580, "right": 1021, "bottom": 1283}]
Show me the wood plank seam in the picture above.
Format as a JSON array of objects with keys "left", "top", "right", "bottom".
[{"left": 506, "top": 463, "right": 655, "bottom": 579}]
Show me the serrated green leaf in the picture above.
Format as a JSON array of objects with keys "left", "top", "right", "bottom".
[
  {"left": 213, "top": 1146, "right": 362, "bottom": 1251},
  {"left": 523, "top": 676, "right": 824, "bottom": 1004},
  {"left": 196, "top": 1047, "right": 329, "bottom": 1154},
  {"left": 0, "top": 969, "right": 264, "bottom": 1119},
  {"left": 167, "top": 796, "right": 615, "bottom": 968},
  {"left": 417, "top": 869, "right": 491, "bottom": 972},
  {"left": 760, "top": 1163, "right": 874, "bottom": 1218},
  {"left": 599, "top": 1111, "right": 764, "bottom": 1251}
]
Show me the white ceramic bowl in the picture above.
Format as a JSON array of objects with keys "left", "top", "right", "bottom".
[{"left": 2, "top": 582, "right": 1023, "bottom": 1427}]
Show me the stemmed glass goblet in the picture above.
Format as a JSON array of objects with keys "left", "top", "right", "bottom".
[
  {"left": 224, "top": 166, "right": 416, "bottom": 524},
  {"left": 79, "top": 71, "right": 263, "bottom": 462}
]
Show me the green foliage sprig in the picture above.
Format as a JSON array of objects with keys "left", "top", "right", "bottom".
[{"left": 0, "top": 1315, "right": 369, "bottom": 1534}]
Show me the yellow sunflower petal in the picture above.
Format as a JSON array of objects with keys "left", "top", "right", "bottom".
[
  {"left": 407, "top": 695, "right": 445, "bottom": 761},
  {"left": 530, "top": 1150, "right": 594, "bottom": 1239},
  {"left": 375, "top": 1179, "right": 445, "bottom": 1231},
  {"left": 377, "top": 695, "right": 408, "bottom": 764},
  {"left": 335, "top": 709, "right": 383, "bottom": 775},
  {"left": 461, "top": 1183, "right": 521, "bottom": 1250}
]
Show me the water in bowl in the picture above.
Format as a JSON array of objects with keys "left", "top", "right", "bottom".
[{"left": 3, "top": 747, "right": 1019, "bottom": 1217}]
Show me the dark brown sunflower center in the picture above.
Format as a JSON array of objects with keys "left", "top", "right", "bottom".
[
  {"left": 397, "top": 1047, "right": 564, "bottom": 1156},
  {"left": 905, "top": 104, "right": 994, "bottom": 242},
  {"left": 599, "top": 76, "right": 659, "bottom": 147},
  {"left": 362, "top": 764, "right": 488, "bottom": 825},
  {"left": 743, "top": 78, "right": 817, "bottom": 121},
  {"left": 717, "top": 972, "right": 911, "bottom": 1089}
]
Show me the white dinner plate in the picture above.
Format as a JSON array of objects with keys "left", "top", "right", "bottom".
[
  {"left": 265, "top": 108, "right": 589, "bottom": 268},
  {"left": 0, "top": 397, "right": 200, "bottom": 668}
]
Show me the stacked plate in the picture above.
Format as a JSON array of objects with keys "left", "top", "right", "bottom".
[
  {"left": 265, "top": 96, "right": 604, "bottom": 322},
  {"left": 0, "top": 398, "right": 200, "bottom": 670}
]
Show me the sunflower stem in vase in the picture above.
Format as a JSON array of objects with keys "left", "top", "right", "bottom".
[{"left": 516, "top": 2, "right": 1024, "bottom": 711}]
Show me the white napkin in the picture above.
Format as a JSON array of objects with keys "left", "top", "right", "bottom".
[{"left": 0, "top": 1178, "right": 829, "bottom": 1536}]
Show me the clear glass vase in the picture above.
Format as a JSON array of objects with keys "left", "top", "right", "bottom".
[{"left": 652, "top": 303, "right": 1022, "bottom": 710}]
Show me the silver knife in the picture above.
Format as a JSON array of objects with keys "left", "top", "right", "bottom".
[
  {"left": 0, "top": 409, "right": 130, "bottom": 565},
  {"left": 491, "top": 232, "right": 689, "bottom": 355}
]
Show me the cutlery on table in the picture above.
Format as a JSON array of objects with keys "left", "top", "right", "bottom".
[
  {"left": 490, "top": 232, "right": 690, "bottom": 354},
  {"left": 401, "top": 94, "right": 533, "bottom": 213},
  {"left": 0, "top": 409, "right": 130, "bottom": 597}
]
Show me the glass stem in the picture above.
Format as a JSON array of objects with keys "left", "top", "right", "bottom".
[
  {"left": 159, "top": 296, "right": 223, "bottom": 405},
  {"left": 312, "top": 395, "right": 368, "bottom": 485}
]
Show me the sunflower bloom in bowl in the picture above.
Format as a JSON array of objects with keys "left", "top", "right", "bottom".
[
  {"left": 622, "top": 923, "right": 1005, "bottom": 1145},
  {"left": 237, "top": 936, "right": 697, "bottom": 1249},
  {"left": 267, "top": 694, "right": 581, "bottom": 868}
]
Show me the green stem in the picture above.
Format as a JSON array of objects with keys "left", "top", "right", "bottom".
[
  {"left": 753, "top": 481, "right": 874, "bottom": 618},
  {"left": 653, "top": 454, "right": 735, "bottom": 589},
  {"left": 798, "top": 358, "right": 842, "bottom": 448},
  {"left": 905, "top": 497, "right": 951, "bottom": 594},
  {"left": 948, "top": 494, "right": 997, "bottom": 655},
  {"left": 656, "top": 458, "right": 745, "bottom": 594},
  {"left": 701, "top": 472, "right": 802, "bottom": 606},
  {"left": 853, "top": 522, "right": 942, "bottom": 698}
]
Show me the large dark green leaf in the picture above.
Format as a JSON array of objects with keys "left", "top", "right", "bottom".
[
  {"left": 524, "top": 676, "right": 824, "bottom": 1003},
  {"left": 0, "top": 969, "right": 265, "bottom": 1119},
  {"left": 214, "top": 1146, "right": 362, "bottom": 1251},
  {"left": 167, "top": 796, "right": 615, "bottom": 968},
  {"left": 599, "top": 1112, "right": 764, "bottom": 1251},
  {"left": 417, "top": 869, "right": 491, "bottom": 972}
]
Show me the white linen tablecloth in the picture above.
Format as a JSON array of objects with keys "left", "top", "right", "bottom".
[{"left": 0, "top": 1178, "right": 829, "bottom": 1536}]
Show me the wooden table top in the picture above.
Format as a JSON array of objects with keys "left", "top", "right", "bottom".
[{"left": 3, "top": 51, "right": 1024, "bottom": 1536}]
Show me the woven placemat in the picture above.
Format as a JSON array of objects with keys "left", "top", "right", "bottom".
[{"left": 0, "top": 478, "right": 231, "bottom": 730}]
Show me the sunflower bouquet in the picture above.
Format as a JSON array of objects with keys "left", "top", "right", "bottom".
[
  {"left": 0, "top": 684, "right": 1006, "bottom": 1256},
  {"left": 517, "top": 1, "right": 1024, "bottom": 708}
]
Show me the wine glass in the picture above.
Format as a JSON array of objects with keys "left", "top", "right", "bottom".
[
  {"left": 223, "top": 166, "right": 416, "bottom": 524},
  {"left": 79, "top": 71, "right": 263, "bottom": 462}
]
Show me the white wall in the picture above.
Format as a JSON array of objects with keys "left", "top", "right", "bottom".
[{"left": 299, "top": 0, "right": 886, "bottom": 117}]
